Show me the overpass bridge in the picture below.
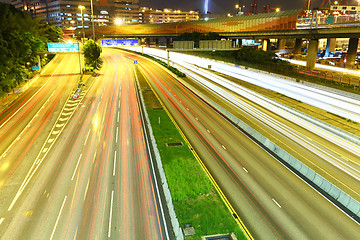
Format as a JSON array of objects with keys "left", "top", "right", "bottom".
[{"left": 89, "top": 9, "right": 360, "bottom": 69}]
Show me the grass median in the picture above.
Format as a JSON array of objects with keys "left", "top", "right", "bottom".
[{"left": 136, "top": 68, "right": 246, "bottom": 239}]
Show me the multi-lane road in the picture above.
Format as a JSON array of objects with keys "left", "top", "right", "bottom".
[
  {"left": 0, "top": 50, "right": 171, "bottom": 239},
  {"left": 120, "top": 48, "right": 360, "bottom": 239},
  {"left": 1, "top": 46, "right": 360, "bottom": 240}
]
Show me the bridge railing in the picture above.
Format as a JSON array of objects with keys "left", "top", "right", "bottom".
[
  {"left": 296, "top": 65, "right": 360, "bottom": 87},
  {"left": 297, "top": 14, "right": 360, "bottom": 27}
]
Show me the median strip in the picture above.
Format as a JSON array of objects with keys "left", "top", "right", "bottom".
[{"left": 135, "top": 67, "right": 247, "bottom": 239}]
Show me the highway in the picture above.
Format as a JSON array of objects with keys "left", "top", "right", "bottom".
[
  {"left": 124, "top": 47, "right": 360, "bottom": 203},
  {"left": 118, "top": 48, "right": 360, "bottom": 239},
  {"left": 175, "top": 63, "right": 360, "bottom": 203},
  {"left": 126, "top": 47, "right": 360, "bottom": 124},
  {"left": 0, "top": 49, "right": 171, "bottom": 239}
]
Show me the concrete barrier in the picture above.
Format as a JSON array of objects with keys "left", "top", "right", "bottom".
[
  {"left": 135, "top": 71, "right": 184, "bottom": 240},
  {"left": 177, "top": 76, "right": 360, "bottom": 221}
]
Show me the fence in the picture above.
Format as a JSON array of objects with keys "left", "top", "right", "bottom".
[{"left": 296, "top": 65, "right": 360, "bottom": 87}]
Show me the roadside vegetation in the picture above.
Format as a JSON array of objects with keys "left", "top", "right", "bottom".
[
  {"left": 83, "top": 39, "right": 102, "bottom": 71},
  {"left": 0, "top": 3, "right": 62, "bottom": 98},
  {"left": 186, "top": 47, "right": 360, "bottom": 94},
  {"left": 141, "top": 54, "right": 185, "bottom": 77},
  {"left": 136, "top": 68, "right": 246, "bottom": 239}
]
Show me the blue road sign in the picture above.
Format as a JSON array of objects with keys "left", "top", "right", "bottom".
[
  {"left": 48, "top": 42, "right": 80, "bottom": 53},
  {"left": 101, "top": 39, "right": 139, "bottom": 47},
  {"left": 32, "top": 66, "right": 40, "bottom": 70}
]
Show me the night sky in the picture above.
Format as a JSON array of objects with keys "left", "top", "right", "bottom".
[{"left": 140, "top": 0, "right": 360, "bottom": 14}]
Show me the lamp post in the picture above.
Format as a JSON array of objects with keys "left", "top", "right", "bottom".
[
  {"left": 78, "top": 5, "right": 85, "bottom": 43},
  {"left": 90, "top": 0, "right": 95, "bottom": 40}
]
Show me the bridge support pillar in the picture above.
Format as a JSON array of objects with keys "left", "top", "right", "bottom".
[
  {"left": 306, "top": 39, "right": 319, "bottom": 69},
  {"left": 145, "top": 38, "right": 150, "bottom": 47},
  {"left": 262, "top": 39, "right": 269, "bottom": 51},
  {"left": 345, "top": 38, "right": 358, "bottom": 69},
  {"left": 166, "top": 38, "right": 171, "bottom": 48},
  {"left": 325, "top": 38, "right": 336, "bottom": 57},
  {"left": 277, "top": 39, "right": 286, "bottom": 50},
  {"left": 293, "top": 38, "right": 302, "bottom": 55}
]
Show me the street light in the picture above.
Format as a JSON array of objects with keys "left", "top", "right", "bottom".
[
  {"left": 90, "top": 0, "right": 95, "bottom": 40},
  {"left": 115, "top": 18, "right": 123, "bottom": 25},
  {"left": 276, "top": 8, "right": 280, "bottom": 12},
  {"left": 78, "top": 5, "right": 85, "bottom": 43}
]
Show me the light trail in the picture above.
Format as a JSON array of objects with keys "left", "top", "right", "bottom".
[{"left": 124, "top": 47, "right": 360, "bottom": 123}]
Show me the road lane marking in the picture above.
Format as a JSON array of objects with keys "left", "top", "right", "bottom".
[
  {"left": 222, "top": 145, "right": 227, "bottom": 150},
  {"left": 113, "top": 151, "right": 117, "bottom": 176},
  {"left": 84, "top": 129, "right": 91, "bottom": 146},
  {"left": 0, "top": 91, "right": 55, "bottom": 159},
  {"left": 116, "top": 127, "right": 119, "bottom": 143},
  {"left": 0, "top": 76, "right": 57, "bottom": 129},
  {"left": 62, "top": 112, "right": 71, "bottom": 116},
  {"left": 272, "top": 198, "right": 282, "bottom": 208},
  {"left": 243, "top": 167, "right": 248, "bottom": 173},
  {"left": 195, "top": 117, "right": 198, "bottom": 121},
  {"left": 108, "top": 190, "right": 114, "bottom": 238},
  {"left": 207, "top": 129, "right": 210, "bottom": 133},
  {"left": 84, "top": 179, "right": 90, "bottom": 201},
  {"left": 0, "top": 218, "right": 4, "bottom": 225},
  {"left": 50, "top": 196, "right": 67, "bottom": 240},
  {"left": 117, "top": 112, "right": 120, "bottom": 122},
  {"left": 71, "top": 154, "right": 82, "bottom": 181}
]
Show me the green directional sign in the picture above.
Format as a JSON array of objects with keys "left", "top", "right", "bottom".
[{"left": 47, "top": 42, "right": 80, "bottom": 53}]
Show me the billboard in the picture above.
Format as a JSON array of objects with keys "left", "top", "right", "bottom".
[
  {"left": 101, "top": 39, "right": 139, "bottom": 47},
  {"left": 242, "top": 39, "right": 261, "bottom": 46},
  {"left": 48, "top": 42, "right": 80, "bottom": 53}
]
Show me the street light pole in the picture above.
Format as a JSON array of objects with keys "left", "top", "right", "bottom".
[
  {"left": 90, "top": 0, "right": 95, "bottom": 40},
  {"left": 78, "top": 6, "right": 85, "bottom": 43}
]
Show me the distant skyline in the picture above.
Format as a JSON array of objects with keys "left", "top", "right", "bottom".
[{"left": 140, "top": 0, "right": 360, "bottom": 14}]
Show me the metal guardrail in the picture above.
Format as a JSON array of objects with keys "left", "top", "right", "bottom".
[
  {"left": 296, "top": 65, "right": 360, "bottom": 87},
  {"left": 176, "top": 74, "right": 360, "bottom": 224}
]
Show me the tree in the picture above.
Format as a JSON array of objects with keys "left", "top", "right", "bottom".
[
  {"left": 83, "top": 40, "right": 102, "bottom": 69},
  {"left": 0, "top": 3, "right": 63, "bottom": 95}
]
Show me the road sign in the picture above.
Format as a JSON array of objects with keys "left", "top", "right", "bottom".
[
  {"left": 101, "top": 39, "right": 139, "bottom": 47},
  {"left": 47, "top": 42, "right": 80, "bottom": 53},
  {"left": 32, "top": 66, "right": 40, "bottom": 70}
]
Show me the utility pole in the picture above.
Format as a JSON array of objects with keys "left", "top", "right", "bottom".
[
  {"left": 90, "top": 0, "right": 95, "bottom": 40},
  {"left": 78, "top": 6, "right": 85, "bottom": 43}
]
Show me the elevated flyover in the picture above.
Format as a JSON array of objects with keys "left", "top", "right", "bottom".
[{"left": 92, "top": 9, "right": 360, "bottom": 69}]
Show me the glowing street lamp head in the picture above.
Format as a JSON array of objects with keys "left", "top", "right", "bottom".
[
  {"left": 115, "top": 18, "right": 123, "bottom": 25},
  {"left": 78, "top": 5, "right": 85, "bottom": 10}
]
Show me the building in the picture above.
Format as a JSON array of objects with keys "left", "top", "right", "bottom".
[
  {"left": 11, "top": 0, "right": 139, "bottom": 34},
  {"left": 139, "top": 7, "right": 199, "bottom": 24}
]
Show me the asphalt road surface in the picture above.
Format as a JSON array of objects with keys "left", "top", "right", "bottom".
[
  {"left": 118, "top": 49, "right": 360, "bottom": 240},
  {"left": 0, "top": 50, "right": 171, "bottom": 239}
]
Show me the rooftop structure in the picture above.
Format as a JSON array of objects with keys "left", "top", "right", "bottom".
[
  {"left": 11, "top": 0, "right": 139, "bottom": 34},
  {"left": 139, "top": 7, "right": 199, "bottom": 24}
]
